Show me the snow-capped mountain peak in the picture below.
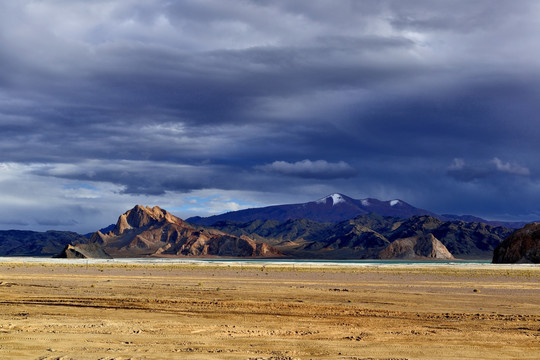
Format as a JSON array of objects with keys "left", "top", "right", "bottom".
[
  {"left": 187, "top": 193, "right": 441, "bottom": 225},
  {"left": 317, "top": 193, "right": 346, "bottom": 206}
]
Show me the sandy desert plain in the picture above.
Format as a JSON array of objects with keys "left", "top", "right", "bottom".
[{"left": 0, "top": 259, "right": 538, "bottom": 360}]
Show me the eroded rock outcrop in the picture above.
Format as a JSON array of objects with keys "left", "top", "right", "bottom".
[
  {"left": 379, "top": 233, "right": 455, "bottom": 260},
  {"left": 56, "top": 243, "right": 112, "bottom": 259}
]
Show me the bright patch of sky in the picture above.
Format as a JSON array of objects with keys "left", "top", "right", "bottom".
[{"left": 168, "top": 195, "right": 259, "bottom": 218}]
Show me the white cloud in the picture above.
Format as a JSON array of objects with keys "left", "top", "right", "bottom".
[
  {"left": 447, "top": 157, "right": 531, "bottom": 182},
  {"left": 491, "top": 157, "right": 530, "bottom": 176},
  {"left": 448, "top": 158, "right": 465, "bottom": 170}
]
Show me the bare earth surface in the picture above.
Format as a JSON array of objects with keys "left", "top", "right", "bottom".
[{"left": 0, "top": 260, "right": 538, "bottom": 359}]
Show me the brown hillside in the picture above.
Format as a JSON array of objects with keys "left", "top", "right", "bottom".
[{"left": 90, "top": 205, "right": 280, "bottom": 258}]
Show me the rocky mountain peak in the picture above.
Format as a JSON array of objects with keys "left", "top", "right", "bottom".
[
  {"left": 113, "top": 205, "right": 184, "bottom": 235},
  {"left": 316, "top": 193, "right": 351, "bottom": 206},
  {"left": 87, "top": 205, "right": 281, "bottom": 258}
]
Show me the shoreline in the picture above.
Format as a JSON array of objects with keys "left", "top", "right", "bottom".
[{"left": 0, "top": 256, "right": 537, "bottom": 270}]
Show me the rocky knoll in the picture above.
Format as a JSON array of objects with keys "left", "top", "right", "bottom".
[
  {"left": 90, "top": 205, "right": 280, "bottom": 258},
  {"left": 492, "top": 223, "right": 540, "bottom": 263},
  {"left": 379, "top": 234, "right": 454, "bottom": 260},
  {"left": 56, "top": 243, "right": 112, "bottom": 259}
]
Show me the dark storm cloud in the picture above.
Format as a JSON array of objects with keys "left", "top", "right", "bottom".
[
  {"left": 1, "top": 0, "right": 540, "bottom": 231},
  {"left": 256, "top": 160, "right": 357, "bottom": 179},
  {"left": 31, "top": 161, "right": 227, "bottom": 195},
  {"left": 31, "top": 160, "right": 307, "bottom": 196}
]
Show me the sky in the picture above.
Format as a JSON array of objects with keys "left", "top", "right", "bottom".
[{"left": 1, "top": 0, "right": 540, "bottom": 233}]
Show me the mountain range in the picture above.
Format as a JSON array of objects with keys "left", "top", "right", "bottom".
[
  {"left": 205, "top": 214, "right": 513, "bottom": 259},
  {"left": 0, "top": 193, "right": 533, "bottom": 261},
  {"left": 85, "top": 206, "right": 465, "bottom": 260},
  {"left": 186, "top": 193, "right": 526, "bottom": 229}
]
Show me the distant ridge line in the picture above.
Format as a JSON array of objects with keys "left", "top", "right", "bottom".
[{"left": 186, "top": 193, "right": 527, "bottom": 229}]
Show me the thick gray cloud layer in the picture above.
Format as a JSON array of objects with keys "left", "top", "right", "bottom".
[{"left": 1, "top": 0, "right": 540, "bottom": 231}]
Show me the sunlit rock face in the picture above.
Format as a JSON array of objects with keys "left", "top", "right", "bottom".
[
  {"left": 379, "top": 234, "right": 455, "bottom": 260},
  {"left": 89, "top": 205, "right": 280, "bottom": 258}
]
